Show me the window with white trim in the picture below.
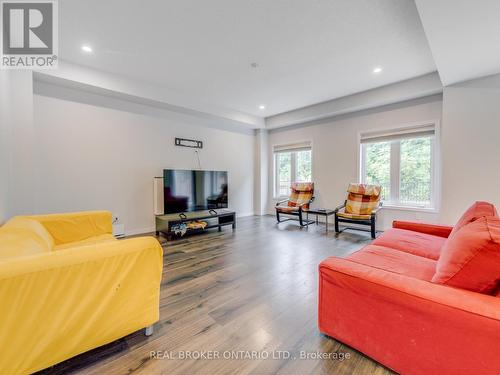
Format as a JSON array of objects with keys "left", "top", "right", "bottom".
[
  {"left": 274, "top": 142, "right": 312, "bottom": 197},
  {"left": 360, "top": 124, "right": 437, "bottom": 209}
]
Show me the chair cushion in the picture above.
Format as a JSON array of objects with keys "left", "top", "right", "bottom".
[
  {"left": 372, "top": 228, "right": 446, "bottom": 260},
  {"left": 287, "top": 182, "right": 314, "bottom": 209},
  {"left": 432, "top": 216, "right": 500, "bottom": 294},
  {"left": 452, "top": 201, "right": 498, "bottom": 235},
  {"left": 345, "top": 183, "right": 381, "bottom": 215},
  {"left": 291, "top": 182, "right": 314, "bottom": 192},
  {"left": 276, "top": 206, "right": 299, "bottom": 214},
  {"left": 347, "top": 244, "right": 437, "bottom": 281},
  {"left": 54, "top": 233, "right": 117, "bottom": 251},
  {"left": 347, "top": 183, "right": 381, "bottom": 196},
  {"left": 336, "top": 208, "right": 370, "bottom": 220}
]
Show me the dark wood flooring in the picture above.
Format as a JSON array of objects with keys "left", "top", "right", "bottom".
[{"left": 38, "top": 215, "right": 395, "bottom": 375}]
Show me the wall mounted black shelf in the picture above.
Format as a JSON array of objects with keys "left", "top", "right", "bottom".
[{"left": 175, "top": 137, "right": 203, "bottom": 149}]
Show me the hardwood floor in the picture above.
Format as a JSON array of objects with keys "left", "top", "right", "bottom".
[{"left": 38, "top": 215, "right": 395, "bottom": 375}]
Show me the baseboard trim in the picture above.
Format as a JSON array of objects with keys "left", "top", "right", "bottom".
[{"left": 126, "top": 227, "right": 155, "bottom": 236}]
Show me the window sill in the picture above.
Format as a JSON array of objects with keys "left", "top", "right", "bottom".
[{"left": 381, "top": 204, "right": 439, "bottom": 214}]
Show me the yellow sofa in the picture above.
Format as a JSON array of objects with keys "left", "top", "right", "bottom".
[{"left": 0, "top": 211, "right": 163, "bottom": 375}]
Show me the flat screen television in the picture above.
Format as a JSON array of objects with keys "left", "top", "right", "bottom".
[{"left": 163, "top": 169, "right": 228, "bottom": 214}]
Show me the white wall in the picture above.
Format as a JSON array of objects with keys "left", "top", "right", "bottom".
[
  {"left": 267, "top": 96, "right": 443, "bottom": 230},
  {"left": 0, "top": 72, "right": 10, "bottom": 223},
  {"left": 0, "top": 71, "right": 35, "bottom": 223},
  {"left": 440, "top": 74, "right": 500, "bottom": 224},
  {"left": 32, "top": 83, "right": 255, "bottom": 235},
  {"left": 253, "top": 129, "right": 269, "bottom": 215},
  {"left": 10, "top": 71, "right": 500, "bottom": 235},
  {"left": 38, "top": 61, "right": 264, "bottom": 129}
]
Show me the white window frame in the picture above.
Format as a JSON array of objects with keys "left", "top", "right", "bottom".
[
  {"left": 358, "top": 121, "right": 440, "bottom": 212},
  {"left": 273, "top": 142, "right": 313, "bottom": 198}
]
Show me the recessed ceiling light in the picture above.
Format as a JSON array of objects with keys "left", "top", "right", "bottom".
[
  {"left": 373, "top": 66, "right": 383, "bottom": 74},
  {"left": 81, "top": 45, "right": 93, "bottom": 53},
  {"left": 259, "top": 105, "right": 266, "bottom": 110}
]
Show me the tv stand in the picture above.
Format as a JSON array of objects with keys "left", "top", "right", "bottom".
[{"left": 155, "top": 209, "right": 236, "bottom": 240}]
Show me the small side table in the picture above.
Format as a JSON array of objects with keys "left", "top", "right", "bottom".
[{"left": 304, "top": 209, "right": 336, "bottom": 232}]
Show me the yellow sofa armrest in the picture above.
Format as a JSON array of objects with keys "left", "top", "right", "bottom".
[
  {"left": 0, "top": 236, "right": 163, "bottom": 375},
  {"left": 25, "top": 210, "right": 113, "bottom": 245}
]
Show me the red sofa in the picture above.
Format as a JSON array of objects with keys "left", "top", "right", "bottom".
[{"left": 319, "top": 202, "right": 500, "bottom": 375}]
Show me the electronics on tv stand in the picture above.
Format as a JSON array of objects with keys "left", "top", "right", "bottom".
[{"left": 155, "top": 209, "right": 236, "bottom": 240}]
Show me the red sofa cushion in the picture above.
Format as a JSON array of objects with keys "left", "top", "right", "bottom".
[
  {"left": 432, "top": 216, "right": 500, "bottom": 294},
  {"left": 347, "top": 245, "right": 437, "bottom": 281},
  {"left": 452, "top": 201, "right": 498, "bottom": 235},
  {"left": 372, "top": 228, "right": 446, "bottom": 260}
]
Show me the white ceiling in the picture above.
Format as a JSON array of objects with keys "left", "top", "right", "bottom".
[
  {"left": 59, "top": 0, "right": 437, "bottom": 117},
  {"left": 415, "top": 0, "right": 500, "bottom": 86}
]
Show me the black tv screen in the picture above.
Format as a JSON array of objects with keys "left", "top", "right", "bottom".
[{"left": 163, "top": 169, "right": 228, "bottom": 214}]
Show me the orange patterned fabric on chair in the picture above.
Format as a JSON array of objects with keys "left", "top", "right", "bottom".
[
  {"left": 336, "top": 210, "right": 371, "bottom": 220},
  {"left": 276, "top": 182, "right": 315, "bottom": 226},
  {"left": 334, "top": 183, "right": 382, "bottom": 239},
  {"left": 286, "top": 182, "right": 314, "bottom": 210},
  {"left": 345, "top": 183, "right": 381, "bottom": 215}
]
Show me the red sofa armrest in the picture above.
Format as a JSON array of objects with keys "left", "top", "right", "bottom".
[
  {"left": 319, "top": 257, "right": 500, "bottom": 375},
  {"left": 392, "top": 220, "right": 453, "bottom": 238}
]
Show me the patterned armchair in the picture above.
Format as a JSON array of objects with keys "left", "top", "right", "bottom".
[
  {"left": 276, "top": 182, "right": 315, "bottom": 226},
  {"left": 334, "top": 183, "right": 382, "bottom": 238}
]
